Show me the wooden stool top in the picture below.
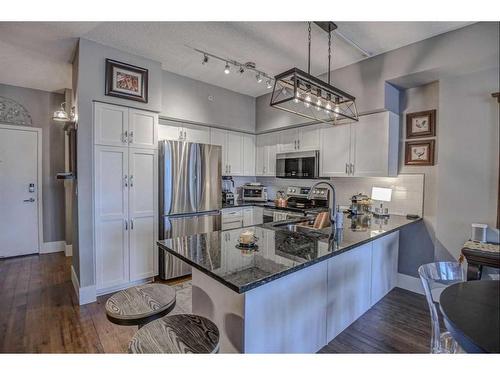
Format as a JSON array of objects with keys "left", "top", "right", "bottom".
[
  {"left": 128, "top": 314, "right": 220, "bottom": 354},
  {"left": 105, "top": 284, "right": 176, "bottom": 327}
]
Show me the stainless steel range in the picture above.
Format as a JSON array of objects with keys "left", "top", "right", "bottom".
[{"left": 285, "top": 185, "right": 329, "bottom": 210}]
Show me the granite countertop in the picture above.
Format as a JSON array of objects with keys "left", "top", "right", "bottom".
[
  {"left": 222, "top": 201, "right": 328, "bottom": 215},
  {"left": 157, "top": 214, "right": 421, "bottom": 294}
]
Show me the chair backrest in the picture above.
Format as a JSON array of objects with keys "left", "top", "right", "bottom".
[{"left": 418, "top": 261, "right": 466, "bottom": 353}]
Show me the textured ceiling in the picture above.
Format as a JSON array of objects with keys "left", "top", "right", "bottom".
[{"left": 0, "top": 21, "right": 473, "bottom": 96}]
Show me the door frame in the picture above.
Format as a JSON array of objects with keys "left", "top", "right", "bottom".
[{"left": 0, "top": 123, "right": 43, "bottom": 254}]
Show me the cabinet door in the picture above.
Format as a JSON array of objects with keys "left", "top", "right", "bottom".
[
  {"left": 277, "top": 129, "right": 298, "bottom": 153},
  {"left": 319, "top": 124, "right": 351, "bottom": 177},
  {"left": 326, "top": 242, "right": 372, "bottom": 341},
  {"left": 226, "top": 131, "right": 243, "bottom": 176},
  {"left": 255, "top": 135, "right": 266, "bottom": 176},
  {"left": 242, "top": 133, "right": 256, "bottom": 176},
  {"left": 158, "top": 120, "right": 183, "bottom": 141},
  {"left": 94, "top": 146, "right": 129, "bottom": 290},
  {"left": 183, "top": 123, "right": 210, "bottom": 144},
  {"left": 252, "top": 206, "right": 264, "bottom": 225},
  {"left": 370, "top": 231, "right": 399, "bottom": 306},
  {"left": 264, "top": 132, "right": 278, "bottom": 176},
  {"left": 94, "top": 103, "right": 129, "bottom": 147},
  {"left": 351, "top": 112, "right": 391, "bottom": 177},
  {"left": 129, "top": 149, "right": 158, "bottom": 281},
  {"left": 210, "top": 128, "right": 227, "bottom": 175},
  {"left": 128, "top": 109, "right": 158, "bottom": 149},
  {"left": 298, "top": 125, "right": 320, "bottom": 151},
  {"left": 243, "top": 208, "right": 254, "bottom": 227}
]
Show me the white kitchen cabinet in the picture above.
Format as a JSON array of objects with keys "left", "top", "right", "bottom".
[
  {"left": 226, "top": 131, "right": 243, "bottom": 176},
  {"left": 242, "top": 133, "right": 256, "bottom": 176},
  {"left": 256, "top": 133, "right": 278, "bottom": 176},
  {"left": 128, "top": 148, "right": 158, "bottom": 281},
  {"left": 252, "top": 207, "right": 264, "bottom": 225},
  {"left": 319, "top": 124, "right": 352, "bottom": 177},
  {"left": 159, "top": 120, "right": 210, "bottom": 144},
  {"left": 94, "top": 103, "right": 158, "bottom": 149},
  {"left": 243, "top": 208, "right": 253, "bottom": 227},
  {"left": 94, "top": 104, "right": 158, "bottom": 295},
  {"left": 277, "top": 126, "right": 319, "bottom": 153},
  {"left": 319, "top": 111, "right": 399, "bottom": 177},
  {"left": 221, "top": 208, "right": 243, "bottom": 230},
  {"left": 94, "top": 103, "right": 129, "bottom": 147},
  {"left": 370, "top": 231, "right": 399, "bottom": 306},
  {"left": 209, "top": 128, "right": 227, "bottom": 173},
  {"left": 326, "top": 242, "right": 373, "bottom": 341},
  {"left": 94, "top": 146, "right": 130, "bottom": 290}
]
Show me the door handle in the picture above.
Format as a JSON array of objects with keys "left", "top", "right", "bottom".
[
  {"left": 297, "top": 139, "right": 300, "bottom": 149},
  {"left": 23, "top": 197, "right": 35, "bottom": 203},
  {"left": 345, "top": 163, "right": 349, "bottom": 174},
  {"left": 122, "top": 131, "right": 128, "bottom": 143},
  {"left": 350, "top": 163, "right": 354, "bottom": 175},
  {"left": 130, "top": 219, "right": 134, "bottom": 230},
  {"left": 129, "top": 175, "right": 134, "bottom": 187},
  {"left": 125, "top": 220, "right": 128, "bottom": 231},
  {"left": 129, "top": 130, "right": 134, "bottom": 143}
]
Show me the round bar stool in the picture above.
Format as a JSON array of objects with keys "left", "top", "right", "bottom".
[
  {"left": 128, "top": 314, "right": 220, "bottom": 354},
  {"left": 105, "top": 284, "right": 176, "bottom": 328}
]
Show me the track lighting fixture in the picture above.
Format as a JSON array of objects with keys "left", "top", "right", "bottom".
[
  {"left": 256, "top": 74, "right": 263, "bottom": 83},
  {"left": 224, "top": 62, "right": 230, "bottom": 74},
  {"left": 239, "top": 66, "right": 245, "bottom": 74},
  {"left": 266, "top": 79, "right": 273, "bottom": 89},
  {"left": 202, "top": 54, "right": 209, "bottom": 65}
]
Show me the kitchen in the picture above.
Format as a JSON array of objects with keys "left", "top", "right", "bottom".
[{"left": 0, "top": 7, "right": 499, "bottom": 371}]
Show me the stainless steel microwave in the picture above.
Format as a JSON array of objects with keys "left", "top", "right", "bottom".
[{"left": 276, "top": 150, "right": 319, "bottom": 179}]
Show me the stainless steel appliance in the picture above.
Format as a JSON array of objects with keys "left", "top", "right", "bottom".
[
  {"left": 263, "top": 208, "right": 304, "bottom": 223},
  {"left": 242, "top": 183, "right": 267, "bottom": 202},
  {"left": 159, "top": 140, "right": 222, "bottom": 280},
  {"left": 276, "top": 151, "right": 319, "bottom": 179},
  {"left": 222, "top": 177, "right": 235, "bottom": 205},
  {"left": 286, "top": 186, "right": 328, "bottom": 209}
]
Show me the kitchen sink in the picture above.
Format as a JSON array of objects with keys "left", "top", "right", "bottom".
[{"left": 272, "top": 221, "right": 329, "bottom": 233}]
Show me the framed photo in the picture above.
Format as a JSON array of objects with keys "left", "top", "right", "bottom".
[
  {"left": 406, "top": 110, "right": 436, "bottom": 138},
  {"left": 105, "top": 59, "right": 148, "bottom": 103},
  {"left": 405, "top": 140, "right": 435, "bottom": 166}
]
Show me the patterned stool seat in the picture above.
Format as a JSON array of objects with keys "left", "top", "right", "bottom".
[
  {"left": 105, "top": 284, "right": 176, "bottom": 327},
  {"left": 128, "top": 314, "right": 220, "bottom": 354}
]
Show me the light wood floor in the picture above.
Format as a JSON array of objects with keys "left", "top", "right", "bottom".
[{"left": 0, "top": 252, "right": 432, "bottom": 353}]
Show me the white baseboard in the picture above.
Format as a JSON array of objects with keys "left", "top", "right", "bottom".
[
  {"left": 71, "top": 265, "right": 97, "bottom": 305},
  {"left": 41, "top": 241, "right": 65, "bottom": 254},
  {"left": 397, "top": 273, "right": 424, "bottom": 295},
  {"left": 65, "top": 244, "right": 72, "bottom": 257},
  {"left": 96, "top": 277, "right": 154, "bottom": 297}
]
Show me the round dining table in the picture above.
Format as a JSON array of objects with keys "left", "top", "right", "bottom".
[{"left": 439, "top": 280, "right": 500, "bottom": 353}]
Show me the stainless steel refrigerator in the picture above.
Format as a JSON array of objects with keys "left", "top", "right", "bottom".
[{"left": 158, "top": 140, "right": 222, "bottom": 280}]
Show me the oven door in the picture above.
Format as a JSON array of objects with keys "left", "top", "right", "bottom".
[
  {"left": 276, "top": 151, "right": 319, "bottom": 179},
  {"left": 243, "top": 187, "right": 263, "bottom": 200}
]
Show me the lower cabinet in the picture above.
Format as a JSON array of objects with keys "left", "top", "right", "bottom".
[
  {"left": 223, "top": 206, "right": 264, "bottom": 230},
  {"left": 326, "top": 231, "right": 399, "bottom": 342},
  {"left": 94, "top": 145, "right": 158, "bottom": 294}
]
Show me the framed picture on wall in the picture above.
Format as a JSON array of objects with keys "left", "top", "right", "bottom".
[
  {"left": 406, "top": 109, "right": 436, "bottom": 138},
  {"left": 405, "top": 139, "right": 435, "bottom": 166},
  {"left": 105, "top": 59, "right": 148, "bottom": 103}
]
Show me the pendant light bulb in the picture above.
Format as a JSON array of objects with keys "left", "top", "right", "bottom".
[
  {"left": 333, "top": 104, "right": 340, "bottom": 118},
  {"left": 293, "top": 91, "right": 300, "bottom": 103},
  {"left": 316, "top": 98, "right": 322, "bottom": 110},
  {"left": 304, "top": 94, "right": 311, "bottom": 108},
  {"left": 325, "top": 102, "right": 332, "bottom": 113},
  {"left": 256, "top": 74, "right": 263, "bottom": 83},
  {"left": 224, "top": 62, "right": 231, "bottom": 74}
]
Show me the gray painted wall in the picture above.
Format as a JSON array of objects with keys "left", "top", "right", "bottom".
[
  {"left": 75, "top": 38, "right": 162, "bottom": 287},
  {"left": 256, "top": 22, "right": 499, "bottom": 133},
  {"left": 0, "top": 83, "right": 65, "bottom": 243},
  {"left": 161, "top": 70, "right": 255, "bottom": 132}
]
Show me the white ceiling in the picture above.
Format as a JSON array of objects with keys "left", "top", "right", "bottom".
[{"left": 0, "top": 22, "right": 474, "bottom": 96}]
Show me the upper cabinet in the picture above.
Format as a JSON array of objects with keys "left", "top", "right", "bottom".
[
  {"left": 256, "top": 132, "right": 278, "bottom": 176},
  {"left": 277, "top": 125, "right": 319, "bottom": 153},
  {"left": 210, "top": 128, "right": 255, "bottom": 177},
  {"left": 319, "top": 111, "right": 399, "bottom": 177},
  {"left": 158, "top": 119, "right": 210, "bottom": 144},
  {"left": 94, "top": 103, "right": 158, "bottom": 150}
]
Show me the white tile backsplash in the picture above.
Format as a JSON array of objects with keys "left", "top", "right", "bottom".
[{"left": 254, "top": 174, "right": 424, "bottom": 216}]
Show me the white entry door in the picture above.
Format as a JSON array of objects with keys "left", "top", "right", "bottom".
[{"left": 0, "top": 125, "right": 41, "bottom": 257}]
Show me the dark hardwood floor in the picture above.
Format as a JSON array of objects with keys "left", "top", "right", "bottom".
[{"left": 0, "top": 252, "right": 432, "bottom": 353}]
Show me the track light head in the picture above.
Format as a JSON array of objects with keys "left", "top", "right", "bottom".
[
  {"left": 256, "top": 74, "right": 263, "bottom": 83},
  {"left": 202, "top": 54, "right": 209, "bottom": 65},
  {"left": 224, "top": 62, "right": 230, "bottom": 74},
  {"left": 266, "top": 79, "right": 273, "bottom": 89},
  {"left": 238, "top": 66, "right": 245, "bottom": 74}
]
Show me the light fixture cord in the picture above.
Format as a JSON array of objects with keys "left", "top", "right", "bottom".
[
  {"left": 307, "top": 22, "right": 311, "bottom": 75},
  {"left": 328, "top": 28, "right": 332, "bottom": 85}
]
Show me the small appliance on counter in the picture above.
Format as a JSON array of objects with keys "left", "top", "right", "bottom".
[
  {"left": 222, "top": 176, "right": 235, "bottom": 205},
  {"left": 275, "top": 191, "right": 289, "bottom": 208},
  {"left": 242, "top": 183, "right": 267, "bottom": 202},
  {"left": 349, "top": 193, "right": 372, "bottom": 215}
]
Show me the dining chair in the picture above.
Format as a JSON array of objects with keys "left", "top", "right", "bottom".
[{"left": 418, "top": 261, "right": 466, "bottom": 354}]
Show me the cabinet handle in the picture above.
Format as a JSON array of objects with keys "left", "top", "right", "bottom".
[
  {"left": 123, "top": 175, "right": 128, "bottom": 187},
  {"left": 184, "top": 130, "right": 187, "bottom": 140},
  {"left": 129, "top": 175, "right": 134, "bottom": 187},
  {"left": 130, "top": 219, "right": 134, "bottom": 230},
  {"left": 129, "top": 130, "right": 134, "bottom": 143},
  {"left": 125, "top": 220, "right": 128, "bottom": 231},
  {"left": 350, "top": 163, "right": 354, "bottom": 175},
  {"left": 345, "top": 163, "right": 348, "bottom": 174},
  {"left": 263, "top": 166, "right": 266, "bottom": 174},
  {"left": 123, "top": 131, "right": 128, "bottom": 143},
  {"left": 297, "top": 139, "right": 300, "bottom": 149},
  {"left": 229, "top": 165, "right": 231, "bottom": 174}
]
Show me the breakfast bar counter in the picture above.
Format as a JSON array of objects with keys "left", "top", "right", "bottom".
[{"left": 158, "top": 214, "right": 420, "bottom": 353}]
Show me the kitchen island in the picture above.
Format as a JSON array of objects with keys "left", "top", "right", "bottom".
[{"left": 158, "top": 214, "right": 420, "bottom": 353}]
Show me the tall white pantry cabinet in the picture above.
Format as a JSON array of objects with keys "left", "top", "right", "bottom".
[{"left": 93, "top": 102, "right": 159, "bottom": 295}]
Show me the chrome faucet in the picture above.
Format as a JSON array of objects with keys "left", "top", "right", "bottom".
[{"left": 308, "top": 181, "right": 337, "bottom": 228}]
